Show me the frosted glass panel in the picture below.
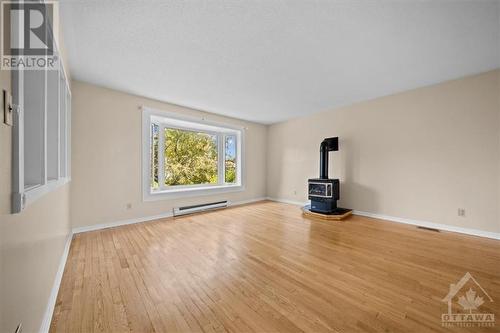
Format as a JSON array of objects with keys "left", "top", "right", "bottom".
[
  {"left": 47, "top": 69, "right": 60, "bottom": 180},
  {"left": 23, "top": 69, "right": 46, "bottom": 189}
]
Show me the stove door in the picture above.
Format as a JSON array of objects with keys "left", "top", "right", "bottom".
[{"left": 308, "top": 182, "right": 332, "bottom": 198}]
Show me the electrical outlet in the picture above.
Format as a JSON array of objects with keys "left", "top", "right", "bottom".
[
  {"left": 126, "top": 203, "right": 132, "bottom": 210},
  {"left": 458, "top": 208, "right": 466, "bottom": 217}
]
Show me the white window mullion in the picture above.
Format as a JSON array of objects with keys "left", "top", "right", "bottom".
[
  {"left": 66, "top": 88, "right": 71, "bottom": 179},
  {"left": 236, "top": 133, "right": 241, "bottom": 185},
  {"left": 158, "top": 124, "right": 166, "bottom": 191},
  {"left": 42, "top": 67, "right": 48, "bottom": 185},
  {"left": 56, "top": 70, "right": 61, "bottom": 179},
  {"left": 58, "top": 74, "right": 66, "bottom": 178},
  {"left": 218, "top": 134, "right": 224, "bottom": 185}
]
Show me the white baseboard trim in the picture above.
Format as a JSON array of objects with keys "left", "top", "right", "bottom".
[
  {"left": 39, "top": 232, "right": 73, "bottom": 333},
  {"left": 353, "top": 210, "right": 500, "bottom": 240},
  {"left": 72, "top": 197, "right": 267, "bottom": 234},
  {"left": 72, "top": 211, "right": 174, "bottom": 234},
  {"left": 230, "top": 197, "right": 267, "bottom": 206},
  {"left": 266, "top": 197, "right": 309, "bottom": 207},
  {"left": 266, "top": 197, "right": 500, "bottom": 241}
]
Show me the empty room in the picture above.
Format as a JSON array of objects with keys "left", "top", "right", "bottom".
[{"left": 1, "top": 0, "right": 500, "bottom": 332}]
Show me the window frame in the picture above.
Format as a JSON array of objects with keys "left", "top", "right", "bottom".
[
  {"left": 141, "top": 106, "right": 245, "bottom": 201},
  {"left": 10, "top": 9, "right": 72, "bottom": 213}
]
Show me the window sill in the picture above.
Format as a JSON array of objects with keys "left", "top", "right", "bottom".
[
  {"left": 143, "top": 184, "right": 244, "bottom": 202},
  {"left": 23, "top": 177, "right": 71, "bottom": 207}
]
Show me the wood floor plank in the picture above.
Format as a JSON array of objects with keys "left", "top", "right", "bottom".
[{"left": 50, "top": 201, "right": 500, "bottom": 333}]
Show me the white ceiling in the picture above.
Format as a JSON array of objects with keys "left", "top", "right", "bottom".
[{"left": 60, "top": 0, "right": 500, "bottom": 124}]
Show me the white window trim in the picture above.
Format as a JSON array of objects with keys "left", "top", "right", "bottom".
[
  {"left": 141, "top": 106, "right": 245, "bottom": 201},
  {"left": 10, "top": 10, "right": 72, "bottom": 213},
  {"left": 12, "top": 68, "right": 71, "bottom": 211}
]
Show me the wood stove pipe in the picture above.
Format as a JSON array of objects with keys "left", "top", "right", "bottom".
[{"left": 319, "top": 137, "right": 339, "bottom": 179}]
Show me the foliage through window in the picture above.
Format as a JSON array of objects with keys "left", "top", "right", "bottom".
[
  {"left": 144, "top": 109, "right": 242, "bottom": 197},
  {"left": 164, "top": 129, "right": 218, "bottom": 186},
  {"left": 151, "top": 124, "right": 159, "bottom": 190},
  {"left": 225, "top": 135, "right": 236, "bottom": 183}
]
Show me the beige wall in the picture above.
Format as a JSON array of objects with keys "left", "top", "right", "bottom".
[
  {"left": 0, "top": 2, "right": 72, "bottom": 331},
  {"left": 267, "top": 70, "right": 500, "bottom": 233},
  {"left": 0, "top": 86, "right": 71, "bottom": 333},
  {"left": 0, "top": 186, "right": 70, "bottom": 333},
  {"left": 70, "top": 81, "right": 268, "bottom": 228}
]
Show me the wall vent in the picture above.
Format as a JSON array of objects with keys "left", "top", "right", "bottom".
[
  {"left": 417, "top": 226, "right": 440, "bottom": 232},
  {"left": 173, "top": 200, "right": 229, "bottom": 217}
]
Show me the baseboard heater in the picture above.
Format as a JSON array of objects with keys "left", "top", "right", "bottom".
[{"left": 173, "top": 200, "right": 229, "bottom": 217}]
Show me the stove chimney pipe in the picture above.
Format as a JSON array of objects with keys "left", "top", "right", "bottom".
[{"left": 319, "top": 137, "right": 339, "bottom": 179}]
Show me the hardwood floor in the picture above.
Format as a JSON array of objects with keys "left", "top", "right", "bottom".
[{"left": 50, "top": 201, "right": 500, "bottom": 333}]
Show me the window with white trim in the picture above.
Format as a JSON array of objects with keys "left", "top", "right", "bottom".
[
  {"left": 142, "top": 108, "right": 243, "bottom": 200},
  {"left": 10, "top": 5, "right": 71, "bottom": 213}
]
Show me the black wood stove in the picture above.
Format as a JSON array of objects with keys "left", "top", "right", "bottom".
[{"left": 307, "top": 137, "right": 350, "bottom": 215}]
